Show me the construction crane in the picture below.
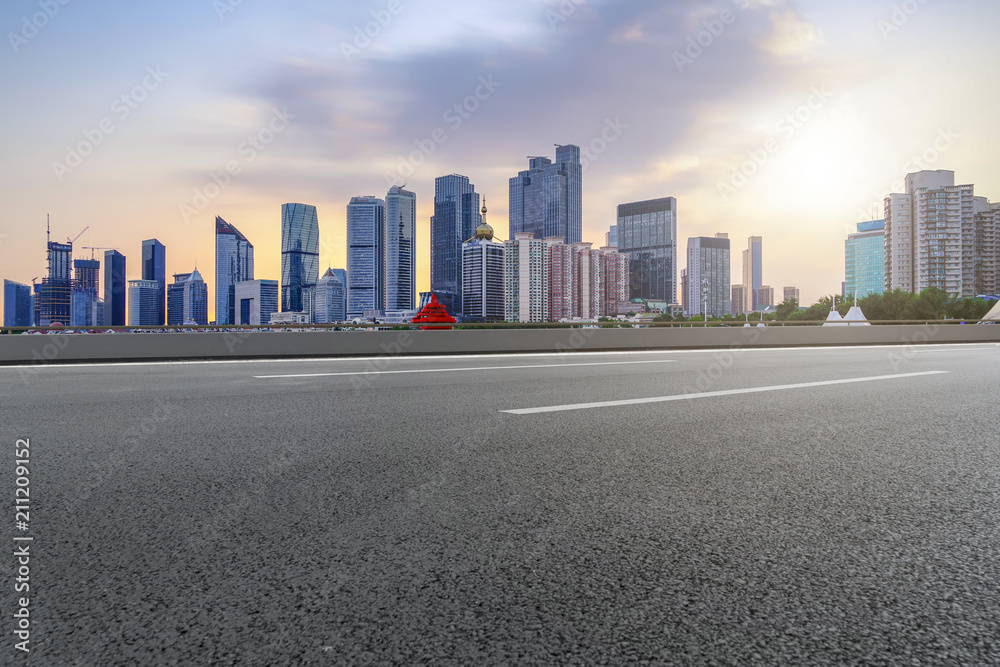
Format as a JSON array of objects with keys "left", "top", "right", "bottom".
[
  {"left": 81, "top": 246, "right": 118, "bottom": 260},
  {"left": 68, "top": 226, "right": 89, "bottom": 245}
]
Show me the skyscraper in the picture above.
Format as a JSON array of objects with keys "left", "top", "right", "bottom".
[
  {"left": 215, "top": 216, "right": 254, "bottom": 325},
  {"left": 884, "top": 170, "right": 980, "bottom": 297},
  {"left": 742, "top": 236, "right": 763, "bottom": 312},
  {"left": 431, "top": 174, "right": 481, "bottom": 313},
  {"left": 104, "top": 250, "right": 126, "bottom": 326},
  {"left": 234, "top": 279, "right": 278, "bottom": 325},
  {"left": 128, "top": 279, "right": 160, "bottom": 326},
  {"left": 686, "top": 234, "right": 731, "bottom": 318},
  {"left": 141, "top": 239, "right": 166, "bottom": 325},
  {"left": 756, "top": 285, "right": 775, "bottom": 309},
  {"left": 973, "top": 207, "right": 1000, "bottom": 295},
  {"left": 617, "top": 197, "right": 677, "bottom": 304},
  {"left": 461, "top": 202, "right": 505, "bottom": 322},
  {"left": 845, "top": 220, "right": 885, "bottom": 298},
  {"left": 347, "top": 196, "right": 385, "bottom": 318},
  {"left": 168, "top": 270, "right": 209, "bottom": 325},
  {"left": 783, "top": 286, "right": 801, "bottom": 304},
  {"left": 384, "top": 186, "right": 416, "bottom": 311},
  {"left": 34, "top": 228, "right": 72, "bottom": 326},
  {"left": 281, "top": 203, "right": 320, "bottom": 313},
  {"left": 509, "top": 145, "right": 582, "bottom": 243},
  {"left": 315, "top": 268, "right": 347, "bottom": 324},
  {"left": 71, "top": 258, "right": 102, "bottom": 327},
  {"left": 3, "top": 280, "right": 33, "bottom": 327}
]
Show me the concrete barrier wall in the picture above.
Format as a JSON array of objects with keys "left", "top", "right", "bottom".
[{"left": 1, "top": 325, "right": 998, "bottom": 365}]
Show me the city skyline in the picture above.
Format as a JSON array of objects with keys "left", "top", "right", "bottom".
[{"left": 3, "top": 1, "right": 1000, "bottom": 320}]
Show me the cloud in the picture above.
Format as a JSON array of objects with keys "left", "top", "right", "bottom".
[{"left": 758, "top": 9, "right": 825, "bottom": 59}]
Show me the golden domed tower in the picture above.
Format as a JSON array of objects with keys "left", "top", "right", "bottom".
[{"left": 472, "top": 198, "right": 495, "bottom": 241}]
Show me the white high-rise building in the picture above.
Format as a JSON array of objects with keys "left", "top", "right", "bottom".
[
  {"left": 686, "top": 233, "right": 731, "bottom": 317},
  {"left": 461, "top": 203, "right": 505, "bottom": 322},
  {"left": 504, "top": 233, "right": 552, "bottom": 322},
  {"left": 315, "top": 268, "right": 347, "bottom": 323},
  {"left": 215, "top": 217, "right": 254, "bottom": 325},
  {"left": 885, "top": 170, "right": 981, "bottom": 297}
]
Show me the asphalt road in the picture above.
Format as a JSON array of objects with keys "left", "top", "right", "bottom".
[{"left": 2, "top": 344, "right": 999, "bottom": 665}]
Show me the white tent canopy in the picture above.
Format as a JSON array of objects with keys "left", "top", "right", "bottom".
[
  {"left": 843, "top": 305, "right": 871, "bottom": 326},
  {"left": 983, "top": 300, "right": 1000, "bottom": 321},
  {"left": 823, "top": 310, "right": 846, "bottom": 326}
]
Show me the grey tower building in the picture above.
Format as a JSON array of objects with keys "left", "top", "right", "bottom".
[
  {"left": 347, "top": 196, "right": 385, "bottom": 318},
  {"left": 509, "top": 144, "right": 582, "bottom": 244}
]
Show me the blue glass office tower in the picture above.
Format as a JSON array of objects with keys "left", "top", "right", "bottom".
[
  {"left": 141, "top": 239, "right": 166, "bottom": 325},
  {"left": 281, "top": 203, "right": 320, "bottom": 313},
  {"left": 347, "top": 196, "right": 385, "bottom": 318},
  {"left": 104, "top": 250, "right": 127, "bottom": 326},
  {"left": 215, "top": 216, "right": 254, "bottom": 325},
  {"left": 617, "top": 197, "right": 677, "bottom": 303},
  {"left": 4, "top": 280, "right": 33, "bottom": 327},
  {"left": 384, "top": 186, "right": 416, "bottom": 311},
  {"left": 431, "top": 175, "right": 481, "bottom": 314},
  {"left": 845, "top": 220, "right": 885, "bottom": 298},
  {"left": 509, "top": 144, "right": 582, "bottom": 243}
]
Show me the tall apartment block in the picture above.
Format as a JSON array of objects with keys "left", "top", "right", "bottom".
[
  {"left": 509, "top": 145, "right": 582, "bottom": 244},
  {"left": 756, "top": 285, "right": 775, "bottom": 309},
  {"left": 141, "top": 238, "right": 166, "bottom": 325},
  {"left": 431, "top": 174, "right": 481, "bottom": 314},
  {"left": 686, "top": 233, "right": 731, "bottom": 317},
  {"left": 973, "top": 204, "right": 1000, "bottom": 296},
  {"left": 385, "top": 186, "right": 416, "bottom": 311},
  {"left": 281, "top": 203, "right": 320, "bottom": 314},
  {"left": 731, "top": 284, "right": 746, "bottom": 316},
  {"left": 783, "top": 286, "right": 801, "bottom": 305},
  {"left": 617, "top": 197, "right": 677, "bottom": 305},
  {"left": 347, "top": 196, "right": 385, "bottom": 318},
  {"left": 215, "top": 216, "right": 254, "bottom": 325},
  {"left": 742, "top": 236, "right": 762, "bottom": 312},
  {"left": 884, "top": 170, "right": 984, "bottom": 297},
  {"left": 504, "top": 233, "right": 552, "bottom": 323}
]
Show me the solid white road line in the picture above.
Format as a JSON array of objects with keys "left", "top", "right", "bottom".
[
  {"left": 501, "top": 370, "right": 950, "bottom": 415},
  {"left": 254, "top": 359, "right": 677, "bottom": 379}
]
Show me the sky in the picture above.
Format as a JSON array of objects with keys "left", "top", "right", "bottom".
[{"left": 2, "top": 0, "right": 999, "bottom": 320}]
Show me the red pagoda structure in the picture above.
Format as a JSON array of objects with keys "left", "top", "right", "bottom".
[{"left": 410, "top": 295, "right": 457, "bottom": 330}]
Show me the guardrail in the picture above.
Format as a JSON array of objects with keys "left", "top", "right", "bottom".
[
  {"left": 1, "top": 322, "right": 997, "bottom": 366},
  {"left": 0, "top": 319, "right": 995, "bottom": 334}
]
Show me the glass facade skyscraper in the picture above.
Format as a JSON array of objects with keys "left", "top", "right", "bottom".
[
  {"left": 4, "top": 280, "right": 33, "bottom": 327},
  {"left": 431, "top": 174, "right": 481, "bottom": 313},
  {"left": 168, "top": 270, "right": 209, "bottom": 325},
  {"left": 384, "top": 186, "right": 416, "bottom": 311},
  {"left": 281, "top": 203, "right": 320, "bottom": 313},
  {"left": 315, "top": 268, "right": 347, "bottom": 324},
  {"left": 347, "top": 196, "right": 385, "bottom": 318},
  {"left": 845, "top": 220, "right": 885, "bottom": 298},
  {"left": 509, "top": 145, "right": 582, "bottom": 244},
  {"left": 141, "top": 239, "right": 166, "bottom": 325},
  {"left": 617, "top": 197, "right": 677, "bottom": 304},
  {"left": 215, "top": 216, "right": 254, "bottom": 325},
  {"left": 104, "top": 249, "right": 126, "bottom": 326}
]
